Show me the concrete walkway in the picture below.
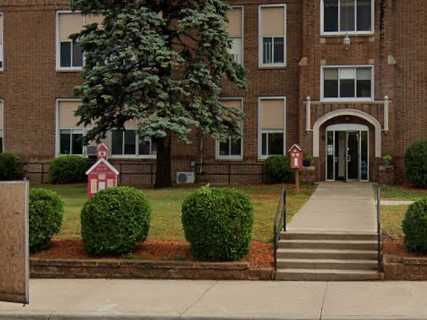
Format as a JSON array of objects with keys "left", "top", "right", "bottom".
[
  {"left": 1, "top": 280, "right": 427, "bottom": 320},
  {"left": 288, "top": 182, "right": 377, "bottom": 233}
]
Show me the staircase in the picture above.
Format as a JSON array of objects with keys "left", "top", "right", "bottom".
[{"left": 275, "top": 231, "right": 382, "bottom": 281}]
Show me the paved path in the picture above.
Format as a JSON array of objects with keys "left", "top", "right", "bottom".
[
  {"left": 1, "top": 280, "right": 427, "bottom": 320},
  {"left": 288, "top": 182, "right": 377, "bottom": 233},
  {"left": 381, "top": 200, "right": 414, "bottom": 206}
]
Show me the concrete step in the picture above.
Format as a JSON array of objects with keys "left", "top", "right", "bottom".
[
  {"left": 276, "top": 268, "right": 381, "bottom": 281},
  {"left": 277, "top": 258, "right": 378, "bottom": 270},
  {"left": 277, "top": 248, "right": 378, "bottom": 260},
  {"left": 281, "top": 231, "right": 377, "bottom": 241},
  {"left": 279, "top": 239, "right": 378, "bottom": 250}
]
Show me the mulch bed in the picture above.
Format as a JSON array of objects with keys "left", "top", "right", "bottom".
[
  {"left": 383, "top": 238, "right": 427, "bottom": 258},
  {"left": 32, "top": 239, "right": 273, "bottom": 269}
]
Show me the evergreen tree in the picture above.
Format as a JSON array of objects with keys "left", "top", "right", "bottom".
[{"left": 71, "top": 0, "right": 246, "bottom": 188}]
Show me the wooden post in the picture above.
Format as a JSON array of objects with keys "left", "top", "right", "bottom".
[{"left": 295, "top": 169, "right": 300, "bottom": 193}]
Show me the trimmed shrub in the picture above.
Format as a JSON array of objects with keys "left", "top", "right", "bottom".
[
  {"left": 81, "top": 187, "right": 151, "bottom": 255},
  {"left": 402, "top": 199, "right": 427, "bottom": 252},
  {"left": 405, "top": 141, "right": 427, "bottom": 188},
  {"left": 182, "top": 186, "right": 254, "bottom": 261},
  {"left": 264, "top": 155, "right": 294, "bottom": 183},
  {"left": 0, "top": 152, "right": 22, "bottom": 181},
  {"left": 49, "top": 156, "right": 90, "bottom": 184},
  {"left": 29, "top": 188, "right": 64, "bottom": 252}
]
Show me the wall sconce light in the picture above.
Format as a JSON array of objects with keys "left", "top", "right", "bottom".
[{"left": 344, "top": 33, "right": 351, "bottom": 50}]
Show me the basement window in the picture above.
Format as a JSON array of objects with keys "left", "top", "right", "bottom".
[{"left": 322, "top": 0, "right": 374, "bottom": 35}]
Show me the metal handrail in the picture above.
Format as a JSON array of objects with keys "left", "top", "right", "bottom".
[
  {"left": 273, "top": 185, "right": 287, "bottom": 270},
  {"left": 376, "top": 184, "right": 383, "bottom": 272}
]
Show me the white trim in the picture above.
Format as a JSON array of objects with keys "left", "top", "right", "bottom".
[
  {"left": 230, "top": 5, "right": 245, "bottom": 66},
  {"left": 215, "top": 97, "right": 244, "bottom": 161},
  {"left": 313, "top": 108, "right": 382, "bottom": 158},
  {"left": 86, "top": 158, "right": 120, "bottom": 175},
  {"left": 0, "top": 12, "right": 4, "bottom": 72},
  {"left": 258, "top": 4, "right": 287, "bottom": 69},
  {"left": 326, "top": 123, "right": 369, "bottom": 131},
  {"left": 320, "top": 65, "right": 375, "bottom": 102},
  {"left": 257, "top": 96, "right": 287, "bottom": 160},
  {"left": 56, "top": 10, "right": 84, "bottom": 72},
  {"left": 320, "top": 0, "right": 375, "bottom": 36}
]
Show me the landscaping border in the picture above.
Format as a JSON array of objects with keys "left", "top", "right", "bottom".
[
  {"left": 384, "top": 254, "right": 427, "bottom": 280},
  {"left": 30, "top": 258, "right": 273, "bottom": 280}
]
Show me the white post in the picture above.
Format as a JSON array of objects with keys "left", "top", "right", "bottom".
[
  {"left": 306, "top": 96, "right": 311, "bottom": 132},
  {"left": 384, "top": 96, "right": 390, "bottom": 132}
]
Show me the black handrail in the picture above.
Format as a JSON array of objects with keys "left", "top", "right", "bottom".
[
  {"left": 273, "top": 185, "right": 287, "bottom": 270},
  {"left": 376, "top": 184, "right": 383, "bottom": 272}
]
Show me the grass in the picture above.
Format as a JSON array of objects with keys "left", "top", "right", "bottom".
[
  {"left": 381, "top": 205, "right": 408, "bottom": 239},
  {"left": 42, "top": 183, "right": 316, "bottom": 243},
  {"left": 381, "top": 185, "right": 427, "bottom": 201}
]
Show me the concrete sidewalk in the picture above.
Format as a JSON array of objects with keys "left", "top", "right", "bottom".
[
  {"left": 288, "top": 182, "right": 377, "bottom": 232},
  {"left": 1, "top": 280, "right": 427, "bottom": 320}
]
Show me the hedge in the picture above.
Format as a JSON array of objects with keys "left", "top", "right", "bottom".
[{"left": 49, "top": 156, "right": 90, "bottom": 184}]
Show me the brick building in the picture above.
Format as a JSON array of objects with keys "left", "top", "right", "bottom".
[{"left": 0, "top": 0, "right": 425, "bottom": 185}]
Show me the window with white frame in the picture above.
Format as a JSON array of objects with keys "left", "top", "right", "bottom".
[
  {"left": 322, "top": 0, "right": 373, "bottom": 34},
  {"left": 57, "top": 12, "right": 102, "bottom": 70},
  {"left": 258, "top": 98, "right": 286, "bottom": 159},
  {"left": 111, "top": 129, "right": 156, "bottom": 157},
  {"left": 216, "top": 99, "right": 244, "bottom": 160},
  {"left": 322, "top": 66, "right": 373, "bottom": 100},
  {"left": 57, "top": 100, "right": 86, "bottom": 155},
  {"left": 0, "top": 13, "right": 4, "bottom": 70},
  {"left": 0, "top": 101, "right": 3, "bottom": 153},
  {"left": 259, "top": 5, "right": 286, "bottom": 67},
  {"left": 226, "top": 7, "right": 244, "bottom": 64}
]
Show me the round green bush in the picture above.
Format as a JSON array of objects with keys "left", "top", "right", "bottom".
[
  {"left": 264, "top": 155, "right": 294, "bottom": 183},
  {"left": 29, "top": 188, "right": 64, "bottom": 253},
  {"left": 405, "top": 141, "right": 427, "bottom": 188},
  {"left": 182, "top": 186, "right": 254, "bottom": 261},
  {"left": 402, "top": 199, "right": 427, "bottom": 252},
  {"left": 0, "top": 152, "right": 22, "bottom": 181},
  {"left": 81, "top": 187, "right": 151, "bottom": 255},
  {"left": 49, "top": 156, "right": 90, "bottom": 184}
]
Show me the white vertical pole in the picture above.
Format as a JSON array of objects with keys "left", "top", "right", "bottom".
[
  {"left": 384, "top": 96, "right": 390, "bottom": 132},
  {"left": 306, "top": 96, "right": 311, "bottom": 132}
]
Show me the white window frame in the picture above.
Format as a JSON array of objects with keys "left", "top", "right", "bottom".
[
  {"left": 110, "top": 129, "right": 156, "bottom": 160},
  {"left": 55, "top": 98, "right": 88, "bottom": 156},
  {"left": 56, "top": 10, "right": 86, "bottom": 72},
  {"left": 215, "top": 97, "right": 244, "bottom": 161},
  {"left": 257, "top": 96, "right": 287, "bottom": 160},
  {"left": 0, "top": 99, "right": 4, "bottom": 152},
  {"left": 321, "top": 65, "right": 375, "bottom": 102},
  {"left": 0, "top": 12, "right": 4, "bottom": 72},
  {"left": 320, "top": 0, "right": 375, "bottom": 36},
  {"left": 229, "top": 6, "right": 245, "bottom": 66},
  {"left": 55, "top": 98, "right": 157, "bottom": 159},
  {"left": 258, "top": 4, "right": 287, "bottom": 69}
]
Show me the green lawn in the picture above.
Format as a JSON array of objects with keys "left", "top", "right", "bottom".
[
  {"left": 42, "top": 183, "right": 316, "bottom": 243},
  {"left": 381, "top": 185, "right": 427, "bottom": 239}
]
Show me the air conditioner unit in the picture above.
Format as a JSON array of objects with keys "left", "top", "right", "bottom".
[{"left": 176, "top": 172, "right": 195, "bottom": 184}]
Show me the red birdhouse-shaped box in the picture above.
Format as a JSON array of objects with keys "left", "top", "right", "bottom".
[
  {"left": 288, "top": 144, "right": 304, "bottom": 170},
  {"left": 86, "top": 144, "right": 119, "bottom": 198}
]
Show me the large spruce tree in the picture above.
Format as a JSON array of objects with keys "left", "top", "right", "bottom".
[{"left": 71, "top": 0, "right": 246, "bottom": 188}]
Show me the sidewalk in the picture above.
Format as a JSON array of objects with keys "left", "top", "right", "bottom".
[{"left": 1, "top": 280, "right": 427, "bottom": 320}]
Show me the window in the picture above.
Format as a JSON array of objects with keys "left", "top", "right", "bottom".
[
  {"left": 216, "top": 99, "right": 244, "bottom": 160},
  {"left": 0, "top": 13, "right": 3, "bottom": 70},
  {"left": 0, "top": 101, "right": 3, "bottom": 153},
  {"left": 322, "top": 0, "right": 373, "bottom": 34},
  {"left": 259, "top": 5, "right": 286, "bottom": 67},
  {"left": 111, "top": 130, "right": 156, "bottom": 158},
  {"left": 226, "top": 7, "right": 244, "bottom": 64},
  {"left": 258, "top": 98, "right": 286, "bottom": 159},
  {"left": 57, "top": 12, "right": 102, "bottom": 71},
  {"left": 322, "top": 66, "right": 373, "bottom": 100},
  {"left": 57, "top": 100, "right": 87, "bottom": 155}
]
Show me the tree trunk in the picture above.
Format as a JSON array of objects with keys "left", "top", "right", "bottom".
[{"left": 154, "top": 135, "right": 172, "bottom": 188}]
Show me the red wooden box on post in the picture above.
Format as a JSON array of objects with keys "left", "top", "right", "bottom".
[
  {"left": 86, "top": 144, "right": 119, "bottom": 198},
  {"left": 288, "top": 144, "right": 304, "bottom": 192}
]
